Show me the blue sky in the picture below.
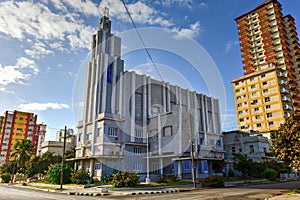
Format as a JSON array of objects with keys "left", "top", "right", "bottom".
[{"left": 0, "top": 0, "right": 299, "bottom": 140}]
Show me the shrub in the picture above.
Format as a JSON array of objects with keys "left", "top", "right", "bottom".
[
  {"left": 263, "top": 168, "right": 278, "bottom": 181},
  {"left": 156, "top": 174, "right": 177, "bottom": 183},
  {"left": 45, "top": 164, "right": 72, "bottom": 184},
  {"left": 71, "top": 169, "right": 90, "bottom": 184},
  {"left": 110, "top": 171, "right": 140, "bottom": 188},
  {"left": 201, "top": 176, "right": 224, "bottom": 188},
  {"left": 1, "top": 173, "right": 12, "bottom": 183}
]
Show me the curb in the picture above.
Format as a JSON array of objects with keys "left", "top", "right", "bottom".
[
  {"left": 130, "top": 189, "right": 180, "bottom": 196},
  {"left": 68, "top": 192, "right": 110, "bottom": 196}
]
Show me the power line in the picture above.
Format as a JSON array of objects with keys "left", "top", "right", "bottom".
[{"left": 121, "top": 0, "right": 164, "bottom": 81}]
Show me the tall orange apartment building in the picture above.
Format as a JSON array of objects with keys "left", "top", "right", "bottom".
[
  {"left": 0, "top": 110, "right": 43, "bottom": 164},
  {"left": 232, "top": 0, "right": 300, "bottom": 137}
]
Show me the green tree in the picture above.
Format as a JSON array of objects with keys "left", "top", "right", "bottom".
[
  {"left": 233, "top": 153, "right": 255, "bottom": 177},
  {"left": 11, "top": 139, "right": 35, "bottom": 174},
  {"left": 45, "top": 163, "right": 72, "bottom": 184},
  {"left": 271, "top": 114, "right": 300, "bottom": 170},
  {"left": 65, "top": 147, "right": 75, "bottom": 159}
]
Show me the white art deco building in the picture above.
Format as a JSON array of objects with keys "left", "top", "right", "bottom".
[{"left": 73, "top": 9, "right": 224, "bottom": 181}]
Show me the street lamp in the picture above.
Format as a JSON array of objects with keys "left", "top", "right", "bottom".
[{"left": 146, "top": 131, "right": 151, "bottom": 184}]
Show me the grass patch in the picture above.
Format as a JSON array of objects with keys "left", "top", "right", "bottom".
[
  {"left": 291, "top": 189, "right": 300, "bottom": 194},
  {"left": 27, "top": 185, "right": 67, "bottom": 191}
]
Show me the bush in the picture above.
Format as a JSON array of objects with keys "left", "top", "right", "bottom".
[
  {"left": 1, "top": 173, "right": 12, "bottom": 183},
  {"left": 45, "top": 164, "right": 72, "bottom": 184},
  {"left": 71, "top": 169, "right": 90, "bottom": 184},
  {"left": 110, "top": 171, "right": 140, "bottom": 188},
  {"left": 263, "top": 168, "right": 278, "bottom": 181},
  {"left": 201, "top": 176, "right": 224, "bottom": 188},
  {"left": 156, "top": 174, "right": 177, "bottom": 183}
]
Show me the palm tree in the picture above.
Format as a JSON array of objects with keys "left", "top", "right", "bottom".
[{"left": 11, "top": 139, "right": 35, "bottom": 175}]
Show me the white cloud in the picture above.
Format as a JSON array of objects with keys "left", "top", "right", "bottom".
[
  {"left": 0, "top": 57, "right": 39, "bottom": 85},
  {"left": 100, "top": 0, "right": 173, "bottom": 27},
  {"left": 172, "top": 21, "right": 202, "bottom": 39},
  {"left": 199, "top": 2, "right": 208, "bottom": 8},
  {"left": 0, "top": 1, "right": 95, "bottom": 51},
  {"left": 17, "top": 102, "right": 70, "bottom": 111},
  {"left": 53, "top": 0, "right": 100, "bottom": 16},
  {"left": 0, "top": 87, "right": 15, "bottom": 94},
  {"left": 225, "top": 40, "right": 239, "bottom": 53},
  {"left": 25, "top": 41, "right": 54, "bottom": 59}
]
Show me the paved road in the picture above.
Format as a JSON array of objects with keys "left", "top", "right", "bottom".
[
  {"left": 0, "top": 185, "right": 110, "bottom": 200},
  {"left": 112, "top": 181, "right": 300, "bottom": 200},
  {"left": 0, "top": 181, "right": 299, "bottom": 200}
]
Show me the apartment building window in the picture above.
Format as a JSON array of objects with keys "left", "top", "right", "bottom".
[
  {"left": 267, "top": 113, "right": 272, "bottom": 118},
  {"left": 97, "top": 127, "right": 102, "bottom": 137},
  {"left": 262, "top": 81, "right": 267, "bottom": 86},
  {"left": 163, "top": 126, "right": 172, "bottom": 137},
  {"left": 263, "top": 89, "right": 268, "bottom": 93},
  {"left": 216, "top": 140, "right": 221, "bottom": 147},
  {"left": 235, "top": 82, "right": 239, "bottom": 86},
  {"left": 249, "top": 145, "right": 254, "bottom": 153},
  {"left": 238, "top": 111, "right": 243, "bottom": 115},
  {"left": 261, "top": 74, "right": 266, "bottom": 78},
  {"left": 236, "top": 89, "right": 240, "bottom": 93},
  {"left": 251, "top": 85, "right": 256, "bottom": 89},
  {"left": 257, "top": 123, "right": 262, "bottom": 128},
  {"left": 251, "top": 100, "right": 258, "bottom": 105},
  {"left": 239, "top": 118, "right": 244, "bottom": 122},
  {"left": 255, "top": 115, "right": 260, "bottom": 119},
  {"left": 266, "top": 105, "right": 271, "bottom": 109},
  {"left": 250, "top": 77, "right": 254, "bottom": 81},
  {"left": 232, "top": 147, "right": 236, "bottom": 153},
  {"left": 252, "top": 92, "right": 257, "bottom": 96},
  {"left": 238, "top": 103, "right": 242, "bottom": 107},
  {"left": 265, "top": 97, "right": 270, "bottom": 102},
  {"left": 134, "top": 147, "right": 141, "bottom": 155},
  {"left": 254, "top": 107, "right": 259, "bottom": 111},
  {"left": 268, "top": 121, "right": 274, "bottom": 126},
  {"left": 108, "top": 128, "right": 118, "bottom": 137},
  {"left": 256, "top": 34, "right": 259, "bottom": 38},
  {"left": 260, "top": 58, "right": 264, "bottom": 62},
  {"left": 237, "top": 96, "right": 241, "bottom": 100}
]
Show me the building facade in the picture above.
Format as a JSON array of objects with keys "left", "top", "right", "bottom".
[
  {"left": 73, "top": 9, "right": 224, "bottom": 181},
  {"left": 56, "top": 128, "right": 74, "bottom": 142},
  {"left": 0, "top": 110, "right": 40, "bottom": 164},
  {"left": 36, "top": 123, "right": 47, "bottom": 155},
  {"left": 232, "top": 0, "right": 300, "bottom": 136}
]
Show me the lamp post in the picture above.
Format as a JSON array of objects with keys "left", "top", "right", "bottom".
[
  {"left": 146, "top": 131, "right": 151, "bottom": 184},
  {"left": 189, "top": 113, "right": 197, "bottom": 188}
]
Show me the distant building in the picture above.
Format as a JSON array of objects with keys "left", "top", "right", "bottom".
[
  {"left": 73, "top": 9, "right": 224, "bottom": 181},
  {"left": 36, "top": 123, "right": 47, "bottom": 155},
  {"left": 40, "top": 141, "right": 74, "bottom": 157},
  {"left": 0, "top": 110, "right": 42, "bottom": 164},
  {"left": 232, "top": 0, "right": 300, "bottom": 138},
  {"left": 223, "top": 130, "right": 273, "bottom": 162},
  {"left": 56, "top": 128, "right": 74, "bottom": 142}
]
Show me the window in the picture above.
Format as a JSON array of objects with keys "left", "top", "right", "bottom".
[
  {"left": 163, "top": 126, "right": 172, "bottom": 137},
  {"left": 134, "top": 162, "right": 142, "bottom": 171},
  {"left": 232, "top": 147, "right": 236, "bottom": 153},
  {"left": 259, "top": 52, "right": 263, "bottom": 56},
  {"left": 261, "top": 74, "right": 266, "bottom": 78},
  {"left": 249, "top": 145, "right": 254, "bottom": 153},
  {"left": 94, "top": 163, "right": 101, "bottom": 171},
  {"left": 263, "top": 89, "right": 268, "bottom": 93},
  {"left": 237, "top": 96, "right": 241, "bottom": 100},
  {"left": 251, "top": 85, "right": 256, "bottom": 89},
  {"left": 267, "top": 113, "right": 272, "bottom": 118},
  {"left": 152, "top": 106, "right": 160, "bottom": 116},
  {"left": 97, "top": 128, "right": 102, "bottom": 137},
  {"left": 251, "top": 100, "right": 258, "bottom": 105},
  {"left": 108, "top": 128, "right": 118, "bottom": 137},
  {"left": 266, "top": 105, "right": 271, "bottom": 109},
  {"left": 250, "top": 77, "right": 254, "bottom": 81},
  {"left": 135, "top": 129, "right": 143, "bottom": 138},
  {"left": 255, "top": 115, "right": 260, "bottom": 119},
  {"left": 239, "top": 148, "right": 242, "bottom": 153},
  {"left": 238, "top": 103, "right": 242, "bottom": 107},
  {"left": 268, "top": 121, "right": 274, "bottom": 126},
  {"left": 252, "top": 92, "right": 257, "bottom": 96},
  {"left": 262, "top": 81, "right": 267, "bottom": 86},
  {"left": 236, "top": 89, "right": 240, "bottom": 93},
  {"left": 239, "top": 118, "right": 244, "bottom": 122},
  {"left": 260, "top": 58, "right": 264, "bottom": 62},
  {"left": 238, "top": 111, "right": 243, "bottom": 115},
  {"left": 235, "top": 82, "right": 239, "bottom": 86},
  {"left": 216, "top": 140, "right": 221, "bottom": 147},
  {"left": 78, "top": 133, "right": 82, "bottom": 142},
  {"left": 134, "top": 147, "right": 141, "bottom": 154},
  {"left": 257, "top": 123, "right": 262, "bottom": 127},
  {"left": 254, "top": 107, "right": 259, "bottom": 111},
  {"left": 183, "top": 160, "right": 191, "bottom": 170},
  {"left": 265, "top": 97, "right": 270, "bottom": 102},
  {"left": 107, "top": 63, "right": 113, "bottom": 83}
]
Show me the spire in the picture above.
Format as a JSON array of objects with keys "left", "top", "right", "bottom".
[
  {"left": 104, "top": 7, "right": 109, "bottom": 18},
  {"left": 98, "top": 7, "right": 111, "bottom": 33}
]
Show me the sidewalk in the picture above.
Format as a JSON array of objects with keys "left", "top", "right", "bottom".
[{"left": 269, "top": 194, "right": 300, "bottom": 200}]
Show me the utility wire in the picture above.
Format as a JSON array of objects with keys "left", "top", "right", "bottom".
[{"left": 121, "top": 0, "right": 164, "bottom": 81}]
